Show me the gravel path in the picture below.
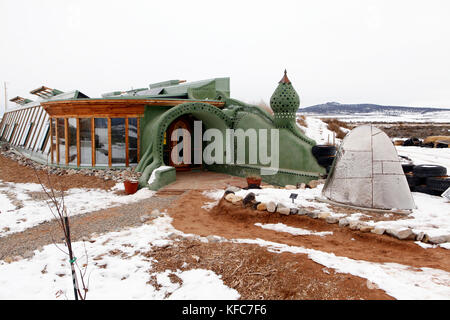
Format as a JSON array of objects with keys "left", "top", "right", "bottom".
[{"left": 0, "top": 193, "right": 182, "bottom": 260}]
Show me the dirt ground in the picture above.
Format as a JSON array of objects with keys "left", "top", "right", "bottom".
[
  {"left": 1, "top": 154, "right": 449, "bottom": 300},
  {"left": 168, "top": 191, "right": 450, "bottom": 273},
  {"left": 0, "top": 154, "right": 115, "bottom": 191},
  {"left": 146, "top": 240, "right": 393, "bottom": 300}
]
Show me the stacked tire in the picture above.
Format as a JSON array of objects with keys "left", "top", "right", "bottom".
[
  {"left": 405, "top": 164, "right": 449, "bottom": 196},
  {"left": 312, "top": 145, "right": 337, "bottom": 175}
]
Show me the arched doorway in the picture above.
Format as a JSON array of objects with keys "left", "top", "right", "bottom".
[{"left": 164, "top": 115, "right": 205, "bottom": 171}]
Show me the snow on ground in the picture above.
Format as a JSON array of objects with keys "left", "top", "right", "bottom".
[
  {"left": 310, "top": 112, "right": 450, "bottom": 124},
  {"left": 0, "top": 181, "right": 155, "bottom": 237},
  {"left": 1, "top": 208, "right": 448, "bottom": 300},
  {"left": 0, "top": 214, "right": 239, "bottom": 300},
  {"left": 372, "top": 192, "right": 450, "bottom": 239},
  {"left": 203, "top": 183, "right": 449, "bottom": 246},
  {"left": 148, "top": 166, "right": 173, "bottom": 184},
  {"left": 255, "top": 223, "right": 333, "bottom": 237},
  {"left": 296, "top": 116, "right": 348, "bottom": 145},
  {"left": 235, "top": 238, "right": 450, "bottom": 300},
  {"left": 202, "top": 189, "right": 226, "bottom": 211},
  {"left": 396, "top": 146, "right": 450, "bottom": 172}
]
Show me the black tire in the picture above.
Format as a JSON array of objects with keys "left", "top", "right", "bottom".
[
  {"left": 436, "top": 142, "right": 449, "bottom": 148},
  {"left": 312, "top": 145, "right": 336, "bottom": 158},
  {"left": 426, "top": 176, "right": 450, "bottom": 192},
  {"left": 317, "top": 155, "right": 335, "bottom": 167},
  {"left": 402, "top": 163, "right": 415, "bottom": 173},
  {"left": 421, "top": 142, "right": 434, "bottom": 148},
  {"left": 413, "top": 185, "right": 442, "bottom": 196},
  {"left": 405, "top": 174, "right": 424, "bottom": 190},
  {"left": 403, "top": 137, "right": 421, "bottom": 147},
  {"left": 413, "top": 164, "right": 447, "bottom": 178}
]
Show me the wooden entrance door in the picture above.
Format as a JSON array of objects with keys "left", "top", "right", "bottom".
[{"left": 167, "top": 117, "right": 192, "bottom": 171}]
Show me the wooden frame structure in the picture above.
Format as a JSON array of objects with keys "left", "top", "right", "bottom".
[{"left": 48, "top": 115, "right": 142, "bottom": 168}]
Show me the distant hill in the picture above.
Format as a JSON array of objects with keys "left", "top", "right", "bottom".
[{"left": 299, "top": 102, "right": 449, "bottom": 115}]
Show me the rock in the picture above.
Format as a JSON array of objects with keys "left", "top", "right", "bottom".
[
  {"left": 261, "top": 185, "right": 275, "bottom": 189},
  {"left": 371, "top": 227, "right": 386, "bottom": 235},
  {"left": 168, "top": 232, "right": 178, "bottom": 240},
  {"left": 191, "top": 255, "right": 200, "bottom": 263},
  {"left": 359, "top": 225, "right": 374, "bottom": 233},
  {"left": 386, "top": 228, "right": 415, "bottom": 240},
  {"left": 349, "top": 221, "right": 362, "bottom": 230},
  {"left": 231, "top": 196, "right": 243, "bottom": 205},
  {"left": 225, "top": 193, "right": 235, "bottom": 202},
  {"left": 140, "top": 214, "right": 151, "bottom": 223},
  {"left": 182, "top": 234, "right": 197, "bottom": 241},
  {"left": 277, "top": 202, "right": 286, "bottom": 209},
  {"left": 415, "top": 232, "right": 426, "bottom": 242},
  {"left": 243, "top": 193, "right": 256, "bottom": 205},
  {"left": 224, "top": 190, "right": 235, "bottom": 196},
  {"left": 285, "top": 185, "right": 296, "bottom": 190},
  {"left": 277, "top": 207, "right": 290, "bottom": 215},
  {"left": 256, "top": 203, "right": 267, "bottom": 211},
  {"left": 226, "top": 186, "right": 241, "bottom": 193},
  {"left": 325, "top": 216, "right": 339, "bottom": 224},
  {"left": 252, "top": 201, "right": 261, "bottom": 209},
  {"left": 13, "top": 256, "right": 22, "bottom": 262},
  {"left": 297, "top": 207, "right": 308, "bottom": 215},
  {"left": 298, "top": 183, "right": 306, "bottom": 189},
  {"left": 306, "top": 211, "right": 319, "bottom": 219},
  {"left": 318, "top": 212, "right": 330, "bottom": 220},
  {"left": 150, "top": 209, "right": 163, "bottom": 218},
  {"left": 267, "top": 201, "right": 277, "bottom": 213},
  {"left": 206, "top": 235, "right": 221, "bottom": 243},
  {"left": 308, "top": 180, "right": 320, "bottom": 189},
  {"left": 428, "top": 234, "right": 450, "bottom": 245},
  {"left": 290, "top": 208, "right": 299, "bottom": 215}
]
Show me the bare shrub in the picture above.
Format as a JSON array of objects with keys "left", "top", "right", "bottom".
[
  {"left": 321, "top": 118, "right": 349, "bottom": 139},
  {"left": 296, "top": 115, "right": 307, "bottom": 128}
]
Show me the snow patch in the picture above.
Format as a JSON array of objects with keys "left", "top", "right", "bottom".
[{"left": 255, "top": 223, "right": 332, "bottom": 237}]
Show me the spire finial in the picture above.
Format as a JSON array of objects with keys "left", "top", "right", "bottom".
[{"left": 279, "top": 69, "right": 291, "bottom": 84}]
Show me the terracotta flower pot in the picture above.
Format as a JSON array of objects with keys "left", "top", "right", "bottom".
[
  {"left": 246, "top": 176, "right": 262, "bottom": 189},
  {"left": 124, "top": 180, "right": 139, "bottom": 195}
]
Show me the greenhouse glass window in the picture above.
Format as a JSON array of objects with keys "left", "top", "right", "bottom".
[
  {"left": 128, "top": 118, "right": 138, "bottom": 164},
  {"left": 57, "top": 118, "right": 65, "bottom": 164},
  {"left": 79, "top": 118, "right": 92, "bottom": 166},
  {"left": 111, "top": 118, "right": 126, "bottom": 166},
  {"left": 68, "top": 118, "right": 77, "bottom": 165},
  {"left": 94, "top": 118, "right": 108, "bottom": 166}
]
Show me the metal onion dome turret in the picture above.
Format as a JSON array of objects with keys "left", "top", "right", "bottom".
[{"left": 270, "top": 69, "right": 300, "bottom": 128}]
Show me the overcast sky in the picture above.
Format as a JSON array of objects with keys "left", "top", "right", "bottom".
[{"left": 1, "top": 0, "right": 449, "bottom": 114}]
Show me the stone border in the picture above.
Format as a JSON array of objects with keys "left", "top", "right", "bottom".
[
  {"left": 1, "top": 144, "right": 141, "bottom": 182},
  {"left": 222, "top": 186, "right": 450, "bottom": 246}
]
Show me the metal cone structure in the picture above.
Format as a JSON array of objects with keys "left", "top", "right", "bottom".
[{"left": 322, "top": 124, "right": 416, "bottom": 212}]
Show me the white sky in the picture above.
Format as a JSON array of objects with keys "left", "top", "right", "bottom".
[{"left": 1, "top": 0, "right": 449, "bottom": 115}]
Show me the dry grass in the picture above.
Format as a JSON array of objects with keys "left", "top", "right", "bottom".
[
  {"left": 296, "top": 115, "right": 307, "bottom": 128},
  {"left": 423, "top": 136, "right": 450, "bottom": 146},
  {"left": 321, "top": 118, "right": 350, "bottom": 139}
]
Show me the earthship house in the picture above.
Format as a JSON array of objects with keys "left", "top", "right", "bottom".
[{"left": 0, "top": 72, "right": 325, "bottom": 190}]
